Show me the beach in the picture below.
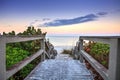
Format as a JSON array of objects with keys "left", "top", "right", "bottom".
[{"left": 46, "top": 36, "right": 79, "bottom": 53}]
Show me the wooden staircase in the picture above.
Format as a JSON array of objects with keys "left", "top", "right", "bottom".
[{"left": 24, "top": 53, "right": 93, "bottom": 80}]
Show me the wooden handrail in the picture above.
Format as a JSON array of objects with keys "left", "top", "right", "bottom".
[
  {"left": 81, "top": 50, "right": 108, "bottom": 79},
  {"left": 0, "top": 35, "right": 55, "bottom": 80},
  {"left": 74, "top": 36, "right": 120, "bottom": 80},
  {"left": 0, "top": 35, "right": 44, "bottom": 43},
  {"left": 45, "top": 41, "right": 57, "bottom": 59},
  {"left": 6, "top": 49, "right": 44, "bottom": 79}
]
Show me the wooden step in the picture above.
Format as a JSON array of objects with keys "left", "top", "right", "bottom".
[{"left": 24, "top": 59, "right": 93, "bottom": 80}]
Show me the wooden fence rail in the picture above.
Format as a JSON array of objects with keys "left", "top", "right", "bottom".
[
  {"left": 74, "top": 36, "right": 120, "bottom": 80},
  {"left": 0, "top": 35, "right": 57, "bottom": 80},
  {"left": 1, "top": 35, "right": 119, "bottom": 80}
]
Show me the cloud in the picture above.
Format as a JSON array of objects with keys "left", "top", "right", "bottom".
[
  {"left": 97, "top": 12, "right": 108, "bottom": 16},
  {"left": 29, "top": 12, "right": 108, "bottom": 27},
  {"left": 28, "top": 18, "right": 52, "bottom": 27},
  {"left": 41, "top": 14, "right": 98, "bottom": 27},
  {"left": 42, "top": 18, "right": 51, "bottom": 21}
]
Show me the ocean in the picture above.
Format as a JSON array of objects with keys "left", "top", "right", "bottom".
[
  {"left": 46, "top": 36, "right": 79, "bottom": 53},
  {"left": 46, "top": 34, "right": 120, "bottom": 53}
]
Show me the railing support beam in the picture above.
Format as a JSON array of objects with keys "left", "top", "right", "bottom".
[
  {"left": 40, "top": 38, "right": 45, "bottom": 61},
  {"left": 108, "top": 38, "right": 120, "bottom": 80},
  {"left": 79, "top": 38, "right": 84, "bottom": 63},
  {"left": 0, "top": 38, "right": 6, "bottom": 80}
]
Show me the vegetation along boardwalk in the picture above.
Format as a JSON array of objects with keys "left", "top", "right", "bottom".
[
  {"left": 0, "top": 34, "right": 119, "bottom": 80},
  {"left": 24, "top": 53, "right": 93, "bottom": 80}
]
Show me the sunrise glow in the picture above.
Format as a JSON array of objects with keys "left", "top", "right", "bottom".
[{"left": 0, "top": 0, "right": 120, "bottom": 35}]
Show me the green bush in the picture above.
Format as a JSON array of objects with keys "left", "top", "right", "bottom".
[
  {"left": 61, "top": 49, "right": 72, "bottom": 56},
  {"left": 84, "top": 42, "right": 109, "bottom": 68},
  {"left": 5, "top": 26, "right": 45, "bottom": 80},
  {"left": 6, "top": 46, "right": 30, "bottom": 69}
]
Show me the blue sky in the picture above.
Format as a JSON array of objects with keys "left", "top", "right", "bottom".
[
  {"left": 1, "top": 0, "right": 120, "bottom": 19},
  {"left": 0, "top": 0, "right": 120, "bottom": 34}
]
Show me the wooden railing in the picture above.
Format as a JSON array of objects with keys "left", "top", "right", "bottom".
[
  {"left": 73, "top": 36, "right": 120, "bottom": 80},
  {"left": 0, "top": 35, "right": 57, "bottom": 80},
  {"left": 45, "top": 40, "right": 57, "bottom": 59}
]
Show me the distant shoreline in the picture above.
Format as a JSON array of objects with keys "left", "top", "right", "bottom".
[{"left": 46, "top": 33, "right": 120, "bottom": 37}]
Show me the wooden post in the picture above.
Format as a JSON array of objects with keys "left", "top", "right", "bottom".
[
  {"left": 108, "top": 38, "right": 120, "bottom": 80},
  {"left": 79, "top": 37, "right": 84, "bottom": 63},
  {"left": 40, "top": 37, "right": 45, "bottom": 61},
  {"left": 0, "top": 37, "right": 6, "bottom": 80}
]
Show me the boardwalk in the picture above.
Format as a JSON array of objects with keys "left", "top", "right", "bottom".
[
  {"left": 24, "top": 53, "right": 93, "bottom": 80},
  {"left": 0, "top": 36, "right": 119, "bottom": 80}
]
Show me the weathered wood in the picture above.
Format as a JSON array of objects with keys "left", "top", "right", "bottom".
[
  {"left": 0, "top": 38, "right": 6, "bottom": 80},
  {"left": 6, "top": 49, "right": 44, "bottom": 79},
  {"left": 0, "top": 35, "right": 53, "bottom": 80},
  {"left": 108, "top": 38, "right": 120, "bottom": 80},
  {"left": 81, "top": 50, "right": 108, "bottom": 80},
  {"left": 44, "top": 51, "right": 50, "bottom": 59},
  {"left": 79, "top": 38, "right": 84, "bottom": 62},
  {"left": 3, "top": 35, "right": 44, "bottom": 43},
  {"left": 80, "top": 37, "right": 111, "bottom": 44},
  {"left": 80, "top": 36, "right": 120, "bottom": 38},
  {"left": 78, "top": 36, "right": 120, "bottom": 80},
  {"left": 40, "top": 38, "right": 45, "bottom": 61},
  {"left": 24, "top": 59, "right": 93, "bottom": 80}
]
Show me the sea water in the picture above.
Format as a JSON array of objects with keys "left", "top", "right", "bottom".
[
  {"left": 46, "top": 34, "right": 120, "bottom": 53},
  {"left": 46, "top": 36, "right": 79, "bottom": 53}
]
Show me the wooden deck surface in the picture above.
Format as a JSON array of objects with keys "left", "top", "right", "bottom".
[{"left": 24, "top": 53, "right": 93, "bottom": 80}]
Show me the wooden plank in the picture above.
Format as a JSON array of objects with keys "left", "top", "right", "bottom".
[
  {"left": 81, "top": 50, "right": 108, "bottom": 80},
  {"left": 0, "top": 38, "right": 6, "bottom": 80},
  {"left": 0, "top": 35, "right": 44, "bottom": 43},
  {"left": 80, "top": 36, "right": 120, "bottom": 44},
  {"left": 80, "top": 37, "right": 111, "bottom": 44},
  {"left": 108, "top": 38, "right": 120, "bottom": 80},
  {"left": 44, "top": 51, "right": 50, "bottom": 59},
  {"left": 40, "top": 39, "right": 45, "bottom": 61},
  {"left": 6, "top": 49, "right": 44, "bottom": 79},
  {"left": 79, "top": 39, "right": 84, "bottom": 62},
  {"left": 80, "top": 36, "right": 120, "bottom": 38},
  {"left": 24, "top": 59, "right": 93, "bottom": 80}
]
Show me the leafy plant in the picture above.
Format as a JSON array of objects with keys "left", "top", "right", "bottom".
[
  {"left": 5, "top": 26, "right": 46, "bottom": 80},
  {"left": 6, "top": 46, "right": 30, "bottom": 69},
  {"left": 84, "top": 42, "right": 109, "bottom": 68}
]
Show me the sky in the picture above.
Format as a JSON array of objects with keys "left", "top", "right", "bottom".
[{"left": 0, "top": 0, "right": 120, "bottom": 35}]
